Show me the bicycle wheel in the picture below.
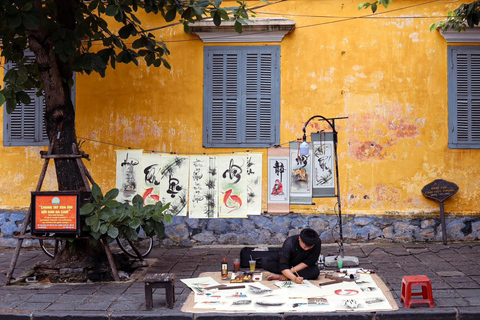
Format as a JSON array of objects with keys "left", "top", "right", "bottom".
[
  {"left": 116, "top": 236, "right": 153, "bottom": 259},
  {"left": 39, "top": 238, "right": 65, "bottom": 258}
]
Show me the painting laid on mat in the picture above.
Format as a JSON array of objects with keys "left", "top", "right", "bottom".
[
  {"left": 188, "top": 156, "right": 218, "bottom": 218},
  {"left": 116, "top": 149, "right": 144, "bottom": 203}
]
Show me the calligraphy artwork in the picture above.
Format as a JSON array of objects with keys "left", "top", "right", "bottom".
[
  {"left": 188, "top": 156, "right": 218, "bottom": 218},
  {"left": 312, "top": 132, "right": 336, "bottom": 198},
  {"left": 268, "top": 157, "right": 290, "bottom": 204},
  {"left": 158, "top": 155, "right": 189, "bottom": 216},
  {"left": 246, "top": 153, "right": 262, "bottom": 215},
  {"left": 266, "top": 147, "right": 290, "bottom": 214},
  {"left": 181, "top": 272, "right": 395, "bottom": 313},
  {"left": 289, "top": 141, "right": 313, "bottom": 205},
  {"left": 116, "top": 149, "right": 144, "bottom": 203},
  {"left": 141, "top": 153, "right": 163, "bottom": 205},
  {"left": 218, "top": 155, "right": 248, "bottom": 218}
]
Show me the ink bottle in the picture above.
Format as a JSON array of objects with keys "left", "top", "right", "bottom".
[{"left": 221, "top": 258, "right": 228, "bottom": 278}]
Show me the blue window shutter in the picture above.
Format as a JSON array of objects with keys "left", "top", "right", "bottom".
[
  {"left": 448, "top": 46, "right": 480, "bottom": 149},
  {"left": 204, "top": 46, "right": 280, "bottom": 148},
  {"left": 3, "top": 51, "right": 49, "bottom": 146}
]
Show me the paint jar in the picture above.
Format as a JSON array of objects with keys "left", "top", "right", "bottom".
[
  {"left": 337, "top": 257, "right": 343, "bottom": 269},
  {"left": 249, "top": 260, "right": 256, "bottom": 271},
  {"left": 233, "top": 259, "right": 241, "bottom": 272}
]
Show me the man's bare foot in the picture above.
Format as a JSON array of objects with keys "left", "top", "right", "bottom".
[{"left": 267, "top": 274, "right": 288, "bottom": 281}]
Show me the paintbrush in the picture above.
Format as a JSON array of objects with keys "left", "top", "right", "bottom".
[{"left": 292, "top": 267, "right": 305, "bottom": 284}]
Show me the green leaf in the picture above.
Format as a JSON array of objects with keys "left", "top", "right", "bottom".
[
  {"left": 164, "top": 214, "right": 173, "bottom": 224},
  {"left": 165, "top": 7, "right": 177, "bottom": 22},
  {"left": 8, "top": 14, "right": 22, "bottom": 29},
  {"left": 193, "top": 6, "right": 203, "bottom": 17},
  {"left": 6, "top": 99, "right": 16, "bottom": 114},
  {"left": 104, "top": 188, "right": 119, "bottom": 201},
  {"left": 92, "top": 183, "right": 103, "bottom": 202},
  {"left": 92, "top": 217, "right": 101, "bottom": 232},
  {"left": 183, "top": 23, "right": 191, "bottom": 34},
  {"left": 234, "top": 20, "right": 243, "bottom": 34},
  {"left": 213, "top": 11, "right": 221, "bottom": 26},
  {"left": 104, "top": 199, "right": 120, "bottom": 208},
  {"left": 372, "top": 3, "right": 378, "bottom": 13},
  {"left": 132, "top": 194, "right": 144, "bottom": 209},
  {"left": 132, "top": 38, "right": 145, "bottom": 49},
  {"left": 80, "top": 202, "right": 96, "bottom": 215},
  {"left": 0, "top": 93, "right": 5, "bottom": 106},
  {"left": 16, "top": 91, "right": 31, "bottom": 105},
  {"left": 107, "top": 225, "right": 119, "bottom": 238},
  {"left": 105, "top": 5, "right": 119, "bottom": 17},
  {"left": 129, "top": 217, "right": 141, "bottom": 229},
  {"left": 100, "top": 223, "right": 108, "bottom": 234},
  {"left": 22, "top": 13, "right": 39, "bottom": 30}
]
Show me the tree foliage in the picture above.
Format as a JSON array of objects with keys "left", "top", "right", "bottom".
[
  {"left": 359, "top": 0, "right": 480, "bottom": 32},
  {"left": 80, "top": 183, "right": 172, "bottom": 245},
  {"left": 0, "top": 0, "right": 258, "bottom": 112}
]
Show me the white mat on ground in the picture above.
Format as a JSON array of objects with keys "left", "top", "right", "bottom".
[{"left": 180, "top": 272, "right": 398, "bottom": 313}]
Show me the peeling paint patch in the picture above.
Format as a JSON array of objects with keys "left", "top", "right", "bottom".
[
  {"left": 409, "top": 32, "right": 419, "bottom": 42},
  {"left": 388, "top": 118, "right": 420, "bottom": 138},
  {"left": 355, "top": 141, "right": 384, "bottom": 161},
  {"left": 375, "top": 183, "right": 400, "bottom": 204}
]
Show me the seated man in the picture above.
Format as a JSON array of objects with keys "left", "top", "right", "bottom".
[{"left": 262, "top": 228, "right": 321, "bottom": 284}]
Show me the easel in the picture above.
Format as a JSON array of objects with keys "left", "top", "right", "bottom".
[{"left": 6, "top": 144, "right": 120, "bottom": 284}]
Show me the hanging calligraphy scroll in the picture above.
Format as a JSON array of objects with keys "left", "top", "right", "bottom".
[
  {"left": 312, "top": 132, "right": 336, "bottom": 198},
  {"left": 267, "top": 147, "right": 290, "bottom": 214},
  {"left": 158, "top": 155, "right": 189, "bottom": 217},
  {"left": 141, "top": 153, "right": 163, "bottom": 205},
  {"left": 246, "top": 153, "right": 263, "bottom": 215},
  {"left": 218, "top": 155, "right": 248, "bottom": 218},
  {"left": 188, "top": 156, "right": 218, "bottom": 218},
  {"left": 116, "top": 149, "right": 144, "bottom": 203},
  {"left": 289, "top": 141, "right": 313, "bottom": 205}
]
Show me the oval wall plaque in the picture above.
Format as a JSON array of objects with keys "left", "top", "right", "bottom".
[{"left": 421, "top": 179, "right": 459, "bottom": 203}]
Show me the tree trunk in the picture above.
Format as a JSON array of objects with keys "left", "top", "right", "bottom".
[
  {"left": 27, "top": 1, "right": 98, "bottom": 269},
  {"left": 29, "top": 0, "right": 85, "bottom": 191}
]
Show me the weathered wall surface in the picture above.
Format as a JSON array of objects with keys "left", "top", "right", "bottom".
[
  {"left": 1, "top": 209, "right": 479, "bottom": 248},
  {"left": 1, "top": 1, "right": 479, "bottom": 244}
]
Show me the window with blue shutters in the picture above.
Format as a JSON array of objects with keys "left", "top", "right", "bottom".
[
  {"left": 203, "top": 46, "right": 280, "bottom": 148},
  {"left": 3, "top": 51, "right": 48, "bottom": 147},
  {"left": 3, "top": 51, "right": 75, "bottom": 147},
  {"left": 448, "top": 46, "right": 480, "bottom": 149}
]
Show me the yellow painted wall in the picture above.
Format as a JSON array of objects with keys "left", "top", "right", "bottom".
[{"left": 1, "top": 0, "right": 478, "bottom": 216}]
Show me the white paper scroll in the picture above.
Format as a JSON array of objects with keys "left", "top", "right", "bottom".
[
  {"left": 246, "top": 153, "right": 263, "bottom": 215},
  {"left": 188, "top": 156, "right": 218, "bottom": 218},
  {"left": 116, "top": 149, "right": 144, "bottom": 203}
]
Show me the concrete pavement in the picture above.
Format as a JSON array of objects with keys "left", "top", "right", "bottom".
[{"left": 1, "top": 242, "right": 480, "bottom": 319}]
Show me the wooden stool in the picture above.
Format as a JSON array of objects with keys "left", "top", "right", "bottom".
[
  {"left": 401, "top": 275, "right": 434, "bottom": 308},
  {"left": 143, "top": 273, "right": 176, "bottom": 310}
]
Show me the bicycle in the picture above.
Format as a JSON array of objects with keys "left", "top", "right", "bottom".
[{"left": 39, "top": 233, "right": 153, "bottom": 259}]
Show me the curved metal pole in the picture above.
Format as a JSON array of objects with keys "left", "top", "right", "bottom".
[
  {"left": 302, "top": 115, "right": 336, "bottom": 142},
  {"left": 302, "top": 115, "right": 344, "bottom": 258}
]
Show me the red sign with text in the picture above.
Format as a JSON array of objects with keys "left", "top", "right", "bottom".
[{"left": 32, "top": 192, "right": 80, "bottom": 234}]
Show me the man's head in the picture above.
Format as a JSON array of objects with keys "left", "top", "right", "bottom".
[{"left": 299, "top": 228, "right": 319, "bottom": 250}]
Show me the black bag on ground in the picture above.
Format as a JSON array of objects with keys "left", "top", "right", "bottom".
[{"left": 240, "top": 247, "right": 281, "bottom": 268}]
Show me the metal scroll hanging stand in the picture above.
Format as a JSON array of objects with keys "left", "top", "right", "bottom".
[{"left": 299, "top": 115, "right": 358, "bottom": 267}]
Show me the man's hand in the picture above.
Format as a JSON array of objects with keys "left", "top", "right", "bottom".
[{"left": 294, "top": 276, "right": 304, "bottom": 284}]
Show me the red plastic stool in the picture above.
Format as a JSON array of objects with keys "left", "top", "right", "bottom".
[{"left": 400, "top": 275, "right": 434, "bottom": 308}]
